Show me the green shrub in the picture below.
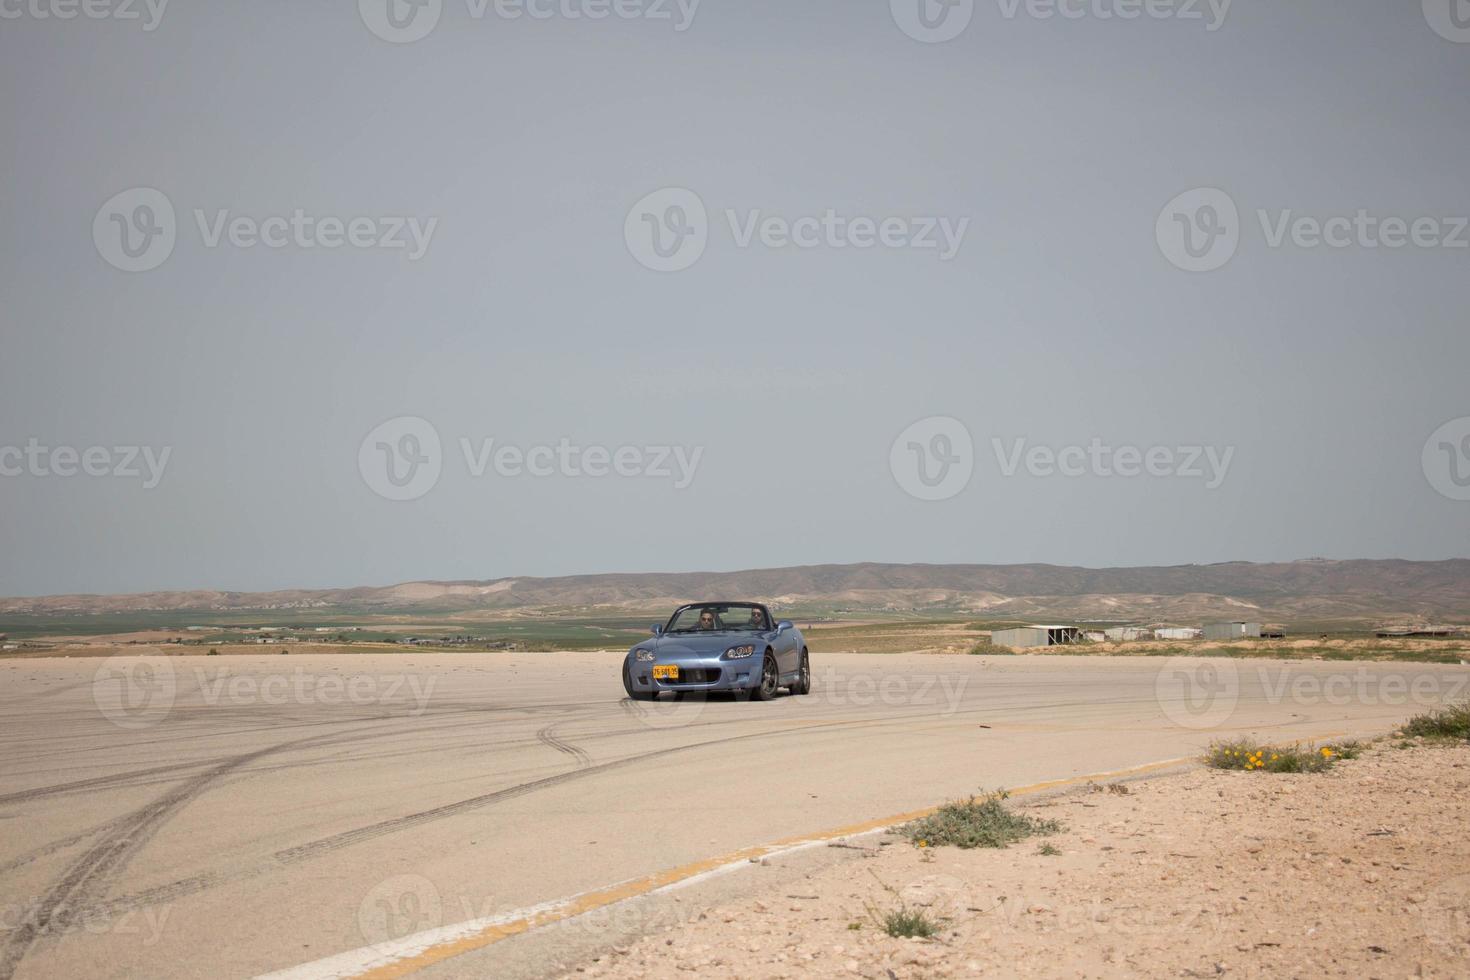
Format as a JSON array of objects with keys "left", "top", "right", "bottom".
[
  {"left": 1401, "top": 702, "right": 1470, "bottom": 741},
  {"left": 1204, "top": 738, "right": 1358, "bottom": 773},
  {"left": 897, "top": 791, "right": 1061, "bottom": 849},
  {"left": 880, "top": 906, "right": 937, "bottom": 939}
]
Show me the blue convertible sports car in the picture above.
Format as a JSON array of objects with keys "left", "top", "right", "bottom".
[{"left": 622, "top": 601, "right": 810, "bottom": 701}]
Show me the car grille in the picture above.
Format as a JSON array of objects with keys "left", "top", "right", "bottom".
[{"left": 661, "top": 668, "right": 722, "bottom": 685}]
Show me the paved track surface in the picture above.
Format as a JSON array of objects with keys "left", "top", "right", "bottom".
[{"left": 1, "top": 651, "right": 1464, "bottom": 979}]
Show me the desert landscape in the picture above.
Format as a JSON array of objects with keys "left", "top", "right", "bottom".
[{"left": 3, "top": 559, "right": 1467, "bottom": 663}]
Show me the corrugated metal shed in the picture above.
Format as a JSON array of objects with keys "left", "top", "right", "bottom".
[
  {"left": 990, "top": 626, "right": 1083, "bottom": 649},
  {"left": 1203, "top": 622, "right": 1263, "bottom": 641}
]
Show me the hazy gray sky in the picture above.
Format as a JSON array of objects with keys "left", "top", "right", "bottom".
[{"left": 2, "top": 0, "right": 1467, "bottom": 597}]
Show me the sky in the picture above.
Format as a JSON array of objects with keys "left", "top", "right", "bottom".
[{"left": 1, "top": 0, "right": 1468, "bottom": 597}]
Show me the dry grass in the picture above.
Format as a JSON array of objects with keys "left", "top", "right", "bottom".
[
  {"left": 1400, "top": 701, "right": 1470, "bottom": 741},
  {"left": 896, "top": 791, "right": 1061, "bottom": 849}
]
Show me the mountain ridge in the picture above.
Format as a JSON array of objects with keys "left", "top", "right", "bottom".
[{"left": 3, "top": 559, "right": 1467, "bottom": 623}]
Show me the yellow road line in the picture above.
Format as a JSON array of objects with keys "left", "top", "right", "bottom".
[
  {"left": 345, "top": 755, "right": 1192, "bottom": 979},
  {"left": 265, "top": 726, "right": 1368, "bottom": 980}
]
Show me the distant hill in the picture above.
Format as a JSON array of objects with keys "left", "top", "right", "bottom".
[{"left": 3, "top": 559, "right": 1468, "bottom": 625}]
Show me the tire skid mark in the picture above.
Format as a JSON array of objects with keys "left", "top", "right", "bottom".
[
  {"left": 535, "top": 724, "right": 591, "bottom": 769},
  {"left": 0, "top": 819, "right": 125, "bottom": 877},
  {"left": 87, "top": 714, "right": 900, "bottom": 921},
  {"left": 0, "top": 717, "right": 468, "bottom": 805},
  {"left": 58, "top": 696, "right": 1128, "bottom": 931},
  {"left": 272, "top": 716, "right": 889, "bottom": 864},
  {"left": 0, "top": 727, "right": 378, "bottom": 980},
  {"left": 0, "top": 760, "right": 226, "bottom": 807}
]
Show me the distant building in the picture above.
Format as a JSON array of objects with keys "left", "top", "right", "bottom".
[
  {"left": 1083, "top": 631, "right": 1107, "bottom": 643},
  {"left": 990, "top": 626, "right": 1083, "bottom": 649},
  {"left": 1104, "top": 627, "right": 1151, "bottom": 642},
  {"left": 1155, "top": 627, "right": 1203, "bottom": 641},
  {"left": 1203, "top": 622, "right": 1263, "bottom": 641}
]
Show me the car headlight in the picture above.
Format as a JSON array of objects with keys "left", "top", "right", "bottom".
[
  {"left": 722, "top": 645, "right": 756, "bottom": 660},
  {"left": 635, "top": 649, "right": 655, "bottom": 662}
]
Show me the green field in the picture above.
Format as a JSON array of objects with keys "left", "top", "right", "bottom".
[{"left": 1, "top": 610, "right": 1465, "bottom": 663}]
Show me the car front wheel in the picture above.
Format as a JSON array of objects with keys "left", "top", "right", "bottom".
[
  {"left": 751, "top": 653, "right": 779, "bottom": 701},
  {"left": 623, "top": 661, "right": 656, "bottom": 701}
]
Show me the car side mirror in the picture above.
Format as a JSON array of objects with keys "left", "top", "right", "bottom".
[
  {"left": 776, "top": 620, "right": 793, "bottom": 633},
  {"left": 651, "top": 624, "right": 664, "bottom": 636}
]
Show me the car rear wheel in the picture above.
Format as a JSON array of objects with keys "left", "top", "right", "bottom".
[
  {"left": 750, "top": 653, "right": 779, "bottom": 701},
  {"left": 791, "top": 649, "right": 811, "bottom": 696},
  {"left": 623, "top": 661, "right": 655, "bottom": 701}
]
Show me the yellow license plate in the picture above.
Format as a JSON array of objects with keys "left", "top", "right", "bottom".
[{"left": 652, "top": 665, "right": 679, "bottom": 680}]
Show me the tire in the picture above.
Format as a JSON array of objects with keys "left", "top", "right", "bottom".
[
  {"left": 623, "top": 661, "right": 655, "bottom": 701},
  {"left": 751, "top": 653, "right": 779, "bottom": 702},
  {"left": 791, "top": 649, "right": 811, "bottom": 696}
]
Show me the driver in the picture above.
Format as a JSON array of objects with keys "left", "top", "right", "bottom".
[
  {"left": 747, "top": 607, "right": 768, "bottom": 630},
  {"left": 696, "top": 609, "right": 719, "bottom": 630}
]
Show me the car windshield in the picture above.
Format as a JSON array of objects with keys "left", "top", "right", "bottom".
[{"left": 665, "top": 604, "right": 769, "bottom": 633}]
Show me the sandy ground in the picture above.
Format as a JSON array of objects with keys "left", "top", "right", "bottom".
[
  {"left": 0, "top": 652, "right": 1466, "bottom": 979},
  {"left": 560, "top": 739, "right": 1470, "bottom": 979}
]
